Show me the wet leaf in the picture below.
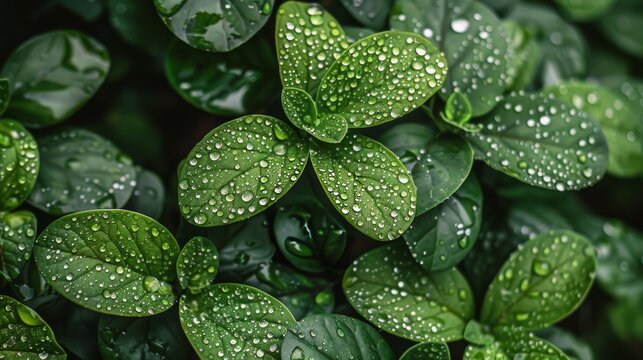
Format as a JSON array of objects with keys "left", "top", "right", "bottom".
[
  {"left": 276, "top": 1, "right": 349, "bottom": 96},
  {"left": 0, "top": 119, "right": 39, "bottom": 211},
  {"left": 341, "top": 0, "right": 391, "bottom": 29},
  {"left": 391, "top": 0, "right": 510, "bottom": 116},
  {"left": 316, "top": 31, "right": 447, "bottom": 128},
  {"left": 310, "top": 134, "right": 416, "bottom": 241},
  {"left": 464, "top": 320, "right": 495, "bottom": 346},
  {"left": 29, "top": 128, "right": 137, "bottom": 215},
  {"left": 165, "top": 37, "right": 279, "bottom": 116},
  {"left": 544, "top": 81, "right": 643, "bottom": 178},
  {"left": 504, "top": 21, "right": 542, "bottom": 91},
  {"left": 496, "top": 332, "right": 567, "bottom": 360},
  {"left": 282, "top": 314, "right": 393, "bottom": 360},
  {"left": 273, "top": 202, "right": 346, "bottom": 273},
  {"left": 400, "top": 342, "right": 450, "bottom": 360},
  {"left": 0, "top": 30, "right": 110, "bottom": 128},
  {"left": 443, "top": 92, "right": 473, "bottom": 125},
  {"left": 34, "top": 209, "right": 180, "bottom": 316},
  {"left": 480, "top": 230, "right": 596, "bottom": 332},
  {"left": 600, "top": 3, "right": 643, "bottom": 58},
  {"left": 155, "top": 0, "right": 275, "bottom": 52},
  {"left": 282, "top": 87, "right": 347, "bottom": 143},
  {"left": 463, "top": 342, "right": 507, "bottom": 360},
  {"left": 124, "top": 168, "right": 166, "bottom": 220},
  {"left": 404, "top": 174, "right": 483, "bottom": 272},
  {"left": 0, "top": 295, "right": 66, "bottom": 359},
  {"left": 379, "top": 123, "right": 436, "bottom": 169},
  {"left": 343, "top": 242, "right": 474, "bottom": 342},
  {"left": 177, "top": 236, "right": 219, "bottom": 293},
  {"left": 177, "top": 115, "right": 308, "bottom": 227},
  {"left": 106, "top": 0, "right": 172, "bottom": 55},
  {"left": 0, "top": 78, "right": 9, "bottom": 116},
  {"left": 0, "top": 211, "right": 36, "bottom": 280},
  {"left": 465, "top": 92, "right": 609, "bottom": 192},
  {"left": 179, "top": 283, "right": 296, "bottom": 359},
  {"left": 537, "top": 327, "right": 595, "bottom": 360}
]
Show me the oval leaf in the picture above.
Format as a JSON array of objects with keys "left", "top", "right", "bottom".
[
  {"left": 310, "top": 134, "right": 416, "bottom": 241},
  {"left": 343, "top": 242, "right": 474, "bottom": 342},
  {"left": 391, "top": 0, "right": 510, "bottom": 116},
  {"left": 179, "top": 283, "right": 296, "bottom": 359},
  {"left": 0, "top": 119, "right": 39, "bottom": 211},
  {"left": 465, "top": 92, "right": 608, "bottom": 191},
  {"left": 177, "top": 236, "right": 219, "bottom": 293},
  {"left": 29, "top": 128, "right": 137, "bottom": 215},
  {"left": 282, "top": 87, "right": 348, "bottom": 143},
  {"left": 497, "top": 332, "right": 567, "bottom": 360},
  {"left": 404, "top": 174, "right": 483, "bottom": 272},
  {"left": 401, "top": 342, "right": 451, "bottom": 360},
  {"left": 155, "top": 0, "right": 275, "bottom": 52},
  {"left": 316, "top": 31, "right": 447, "bottom": 128},
  {"left": 0, "top": 30, "right": 110, "bottom": 128},
  {"left": 178, "top": 115, "right": 308, "bottom": 227},
  {"left": 379, "top": 122, "right": 436, "bottom": 169},
  {"left": 0, "top": 211, "right": 37, "bottom": 280},
  {"left": 281, "top": 314, "right": 393, "bottom": 360},
  {"left": 124, "top": 168, "right": 166, "bottom": 220},
  {"left": 107, "top": 0, "right": 171, "bottom": 55},
  {"left": 34, "top": 209, "right": 180, "bottom": 316},
  {"left": 0, "top": 295, "right": 66, "bottom": 359},
  {"left": 480, "top": 230, "right": 596, "bottom": 332}
]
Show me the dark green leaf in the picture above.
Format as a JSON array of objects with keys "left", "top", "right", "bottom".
[
  {"left": 177, "top": 115, "right": 308, "bottom": 227},
  {"left": 538, "top": 327, "right": 595, "bottom": 360},
  {"left": 34, "top": 209, "right": 180, "bottom": 316},
  {"left": 10, "top": 260, "right": 59, "bottom": 309},
  {"left": 391, "top": 0, "right": 510, "bottom": 116},
  {"left": 497, "top": 332, "right": 567, "bottom": 360},
  {"left": 343, "top": 242, "right": 474, "bottom": 342},
  {"left": 504, "top": 21, "right": 542, "bottom": 91},
  {"left": 177, "top": 236, "right": 219, "bottom": 293},
  {"left": 554, "top": 0, "right": 615, "bottom": 21},
  {"left": 274, "top": 202, "right": 346, "bottom": 273},
  {"left": 0, "top": 294, "right": 66, "bottom": 359},
  {"left": 316, "top": 31, "right": 447, "bottom": 128},
  {"left": 400, "top": 342, "right": 450, "bottom": 360},
  {"left": 0, "top": 30, "right": 110, "bottom": 128},
  {"left": 282, "top": 87, "right": 347, "bottom": 143},
  {"left": 29, "top": 128, "right": 137, "bottom": 215},
  {"left": 179, "top": 283, "right": 296, "bottom": 359},
  {"left": 310, "top": 134, "right": 416, "bottom": 241},
  {"left": 600, "top": 3, "right": 643, "bottom": 58},
  {"left": 507, "top": 202, "right": 573, "bottom": 241},
  {"left": 106, "top": 0, "right": 172, "bottom": 55},
  {"left": 57, "top": 0, "right": 104, "bottom": 21},
  {"left": 0, "top": 211, "right": 36, "bottom": 280},
  {"left": 0, "top": 119, "right": 39, "bottom": 211},
  {"left": 379, "top": 123, "right": 436, "bottom": 169},
  {"left": 344, "top": 26, "right": 376, "bottom": 44},
  {"left": 124, "top": 168, "right": 166, "bottom": 220},
  {"left": 155, "top": 0, "right": 275, "bottom": 52},
  {"left": 480, "top": 230, "right": 596, "bottom": 332},
  {"left": 340, "top": 0, "right": 391, "bottom": 29},
  {"left": 0, "top": 77, "right": 9, "bottom": 116},
  {"left": 404, "top": 174, "right": 483, "bottom": 272},
  {"left": 281, "top": 314, "right": 393, "bottom": 360},
  {"left": 465, "top": 92, "right": 608, "bottom": 191},
  {"left": 165, "top": 37, "right": 279, "bottom": 116}
]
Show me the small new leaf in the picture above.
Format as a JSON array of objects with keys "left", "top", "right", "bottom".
[
  {"left": 282, "top": 87, "right": 347, "bottom": 143},
  {"left": 177, "top": 236, "right": 219, "bottom": 293}
]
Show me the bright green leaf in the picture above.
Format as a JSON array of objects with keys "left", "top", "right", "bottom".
[
  {"left": 34, "top": 209, "right": 180, "bottom": 316},
  {"left": 480, "top": 230, "right": 596, "bottom": 332},
  {"left": 465, "top": 92, "right": 609, "bottom": 191},
  {"left": 444, "top": 92, "right": 473, "bottom": 125},
  {"left": 179, "top": 283, "right": 296, "bottom": 359},
  {"left": 177, "top": 115, "right": 308, "bottom": 227},
  {"left": 340, "top": 0, "right": 391, "bottom": 29},
  {"left": 177, "top": 236, "right": 219, "bottom": 293},
  {"left": 282, "top": 87, "right": 347, "bottom": 143},
  {"left": 497, "top": 332, "right": 567, "bottom": 360},
  {"left": 154, "top": 0, "right": 274, "bottom": 52},
  {"left": 0, "top": 211, "right": 36, "bottom": 280},
  {"left": 343, "top": 242, "right": 474, "bottom": 342},
  {"left": 106, "top": 0, "right": 171, "bottom": 55},
  {"left": 0, "top": 30, "right": 110, "bottom": 128},
  {"left": 124, "top": 168, "right": 166, "bottom": 220},
  {"left": 281, "top": 314, "right": 393, "bottom": 360},
  {"left": 0, "top": 119, "right": 39, "bottom": 212},
  {"left": 464, "top": 320, "right": 495, "bottom": 346},
  {"left": 463, "top": 342, "right": 507, "bottom": 360},
  {"left": 316, "top": 31, "right": 447, "bottom": 128},
  {"left": 310, "top": 134, "right": 416, "bottom": 241},
  {"left": 400, "top": 342, "right": 451, "bottom": 360},
  {"left": 0, "top": 78, "right": 9, "bottom": 116},
  {"left": 29, "top": 128, "right": 137, "bottom": 215}
]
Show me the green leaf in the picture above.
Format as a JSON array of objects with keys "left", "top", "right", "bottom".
[
  {"left": 164, "top": 37, "right": 279, "bottom": 116},
  {"left": 310, "top": 134, "right": 416, "bottom": 241},
  {"left": 608, "top": 298, "right": 643, "bottom": 341},
  {"left": 154, "top": 0, "right": 275, "bottom": 52},
  {"left": 379, "top": 123, "right": 436, "bottom": 168},
  {"left": 400, "top": 342, "right": 451, "bottom": 360},
  {"left": 554, "top": 0, "right": 615, "bottom": 21},
  {"left": 340, "top": 0, "right": 391, "bottom": 29},
  {"left": 316, "top": 31, "right": 447, "bottom": 128},
  {"left": 98, "top": 311, "right": 190, "bottom": 360},
  {"left": 504, "top": 21, "right": 542, "bottom": 91},
  {"left": 465, "top": 92, "right": 608, "bottom": 191},
  {"left": 343, "top": 242, "right": 474, "bottom": 342},
  {"left": 391, "top": 0, "right": 510, "bottom": 116},
  {"left": 29, "top": 128, "right": 137, "bottom": 215},
  {"left": 507, "top": 3, "right": 586, "bottom": 86},
  {"left": 281, "top": 314, "right": 394, "bottom": 360},
  {"left": 282, "top": 87, "right": 347, "bottom": 143},
  {"left": 177, "top": 236, "right": 219, "bottom": 293},
  {"left": 344, "top": 26, "right": 376, "bottom": 44},
  {"left": 600, "top": 3, "right": 643, "bottom": 58},
  {"left": 480, "top": 230, "right": 596, "bottom": 332},
  {"left": 0, "top": 30, "right": 110, "bottom": 128},
  {"left": 0, "top": 211, "right": 36, "bottom": 280},
  {"left": 544, "top": 81, "right": 643, "bottom": 178},
  {"left": 10, "top": 260, "right": 59, "bottom": 309},
  {"left": 537, "top": 327, "right": 595, "bottom": 360},
  {"left": 463, "top": 342, "right": 507, "bottom": 360},
  {"left": 179, "top": 283, "right": 296, "bottom": 359},
  {"left": 34, "top": 209, "right": 180, "bottom": 316},
  {"left": 0, "top": 119, "right": 39, "bottom": 211},
  {"left": 275, "top": 1, "right": 349, "bottom": 96},
  {"left": 444, "top": 92, "right": 472, "bottom": 125},
  {"left": 496, "top": 332, "right": 567, "bottom": 360},
  {"left": 106, "top": 0, "right": 172, "bottom": 55},
  {"left": 0, "top": 78, "right": 9, "bottom": 116},
  {"left": 177, "top": 115, "right": 308, "bottom": 227},
  {"left": 124, "top": 168, "right": 166, "bottom": 220},
  {"left": 464, "top": 320, "right": 495, "bottom": 346},
  {"left": 404, "top": 174, "right": 483, "bottom": 272},
  {"left": 0, "top": 295, "right": 66, "bottom": 359},
  {"left": 274, "top": 202, "right": 346, "bottom": 273}
]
